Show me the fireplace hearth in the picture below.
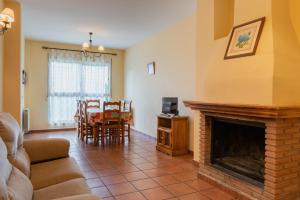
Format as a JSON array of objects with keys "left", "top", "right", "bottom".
[
  {"left": 211, "top": 118, "right": 265, "bottom": 185},
  {"left": 184, "top": 101, "right": 300, "bottom": 200}
]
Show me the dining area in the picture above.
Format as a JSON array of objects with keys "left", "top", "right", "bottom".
[{"left": 75, "top": 99, "right": 133, "bottom": 146}]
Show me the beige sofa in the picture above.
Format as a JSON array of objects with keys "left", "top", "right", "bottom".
[{"left": 0, "top": 112, "right": 101, "bottom": 200}]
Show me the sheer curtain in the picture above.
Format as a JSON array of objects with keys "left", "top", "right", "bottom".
[{"left": 48, "top": 50, "right": 112, "bottom": 126}]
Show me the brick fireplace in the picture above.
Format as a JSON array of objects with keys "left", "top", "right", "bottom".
[{"left": 184, "top": 102, "right": 300, "bottom": 200}]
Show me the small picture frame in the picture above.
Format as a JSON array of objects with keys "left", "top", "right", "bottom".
[
  {"left": 224, "top": 17, "right": 265, "bottom": 60},
  {"left": 147, "top": 62, "right": 155, "bottom": 75}
]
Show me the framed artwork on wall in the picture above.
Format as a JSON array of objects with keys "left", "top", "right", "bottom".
[
  {"left": 224, "top": 17, "right": 265, "bottom": 60},
  {"left": 147, "top": 62, "right": 155, "bottom": 75}
]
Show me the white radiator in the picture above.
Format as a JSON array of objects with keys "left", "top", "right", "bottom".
[{"left": 22, "top": 109, "right": 30, "bottom": 134}]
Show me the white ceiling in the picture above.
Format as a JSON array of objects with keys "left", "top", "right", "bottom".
[{"left": 19, "top": 0, "right": 197, "bottom": 49}]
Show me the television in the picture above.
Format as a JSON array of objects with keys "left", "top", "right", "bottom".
[{"left": 162, "top": 97, "right": 178, "bottom": 115}]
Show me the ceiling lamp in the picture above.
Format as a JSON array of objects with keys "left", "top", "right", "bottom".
[
  {"left": 82, "top": 32, "right": 105, "bottom": 53},
  {"left": 0, "top": 8, "right": 15, "bottom": 35}
]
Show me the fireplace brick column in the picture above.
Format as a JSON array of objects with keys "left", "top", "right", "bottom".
[
  {"left": 264, "top": 119, "right": 300, "bottom": 200},
  {"left": 199, "top": 113, "right": 211, "bottom": 167}
]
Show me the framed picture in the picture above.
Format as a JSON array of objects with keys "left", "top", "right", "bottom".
[
  {"left": 147, "top": 62, "right": 155, "bottom": 75},
  {"left": 224, "top": 17, "right": 265, "bottom": 59}
]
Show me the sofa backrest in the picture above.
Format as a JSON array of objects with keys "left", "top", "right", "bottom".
[
  {"left": 0, "top": 136, "right": 33, "bottom": 200},
  {"left": 0, "top": 136, "right": 12, "bottom": 199},
  {"left": 0, "top": 113, "right": 31, "bottom": 177},
  {"left": 0, "top": 113, "right": 23, "bottom": 156}
]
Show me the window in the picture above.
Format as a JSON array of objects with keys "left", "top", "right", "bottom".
[{"left": 48, "top": 50, "right": 111, "bottom": 125}]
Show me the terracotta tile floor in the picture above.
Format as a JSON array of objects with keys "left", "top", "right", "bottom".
[{"left": 25, "top": 130, "right": 239, "bottom": 200}]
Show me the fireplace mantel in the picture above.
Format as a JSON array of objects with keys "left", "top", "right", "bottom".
[{"left": 184, "top": 101, "right": 300, "bottom": 119}]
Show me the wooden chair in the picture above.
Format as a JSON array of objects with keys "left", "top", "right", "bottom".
[
  {"left": 101, "top": 101, "right": 123, "bottom": 144},
  {"left": 80, "top": 101, "right": 96, "bottom": 143},
  {"left": 86, "top": 99, "right": 102, "bottom": 144},
  {"left": 86, "top": 99, "right": 101, "bottom": 109},
  {"left": 121, "top": 99, "right": 132, "bottom": 142},
  {"left": 121, "top": 100, "right": 132, "bottom": 112},
  {"left": 76, "top": 100, "right": 82, "bottom": 139}
]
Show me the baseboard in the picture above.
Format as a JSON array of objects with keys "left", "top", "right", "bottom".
[{"left": 29, "top": 127, "right": 76, "bottom": 134}]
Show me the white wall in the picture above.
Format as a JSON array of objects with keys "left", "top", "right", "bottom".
[{"left": 124, "top": 15, "right": 196, "bottom": 151}]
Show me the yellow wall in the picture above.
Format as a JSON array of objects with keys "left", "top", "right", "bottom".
[
  {"left": 0, "top": 0, "right": 3, "bottom": 111},
  {"left": 196, "top": 0, "right": 274, "bottom": 106},
  {"left": 290, "top": 0, "right": 300, "bottom": 45},
  {"left": 194, "top": 0, "right": 274, "bottom": 161},
  {"left": 214, "top": 0, "right": 234, "bottom": 40},
  {"left": 124, "top": 15, "right": 196, "bottom": 151},
  {"left": 24, "top": 40, "right": 125, "bottom": 130},
  {"left": 272, "top": 0, "right": 300, "bottom": 106},
  {"left": 3, "top": 1, "right": 22, "bottom": 123}
]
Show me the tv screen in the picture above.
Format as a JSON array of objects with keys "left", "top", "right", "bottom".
[{"left": 162, "top": 97, "right": 178, "bottom": 115}]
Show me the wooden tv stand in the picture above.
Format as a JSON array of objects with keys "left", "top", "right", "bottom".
[{"left": 156, "top": 115, "right": 189, "bottom": 156}]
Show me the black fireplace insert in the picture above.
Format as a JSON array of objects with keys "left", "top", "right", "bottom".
[{"left": 211, "top": 117, "right": 265, "bottom": 185}]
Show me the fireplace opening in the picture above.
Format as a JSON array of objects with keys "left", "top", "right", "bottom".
[{"left": 211, "top": 117, "right": 265, "bottom": 185}]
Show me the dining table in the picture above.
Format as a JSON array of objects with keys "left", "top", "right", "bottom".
[{"left": 86, "top": 108, "right": 133, "bottom": 145}]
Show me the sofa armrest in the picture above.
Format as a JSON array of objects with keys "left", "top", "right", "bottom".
[
  {"left": 53, "top": 194, "right": 101, "bottom": 200},
  {"left": 23, "top": 138, "right": 70, "bottom": 163}
]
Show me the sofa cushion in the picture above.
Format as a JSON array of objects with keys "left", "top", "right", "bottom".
[
  {"left": 0, "top": 137, "right": 12, "bottom": 200},
  {"left": 7, "top": 167, "right": 33, "bottom": 200},
  {"left": 0, "top": 113, "right": 23, "bottom": 157},
  {"left": 9, "top": 147, "right": 31, "bottom": 177},
  {"left": 31, "top": 157, "right": 84, "bottom": 190},
  {"left": 33, "top": 178, "right": 90, "bottom": 200},
  {"left": 0, "top": 159, "right": 11, "bottom": 200},
  {"left": 24, "top": 138, "right": 70, "bottom": 163}
]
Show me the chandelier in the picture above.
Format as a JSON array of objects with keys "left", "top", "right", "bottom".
[
  {"left": 0, "top": 8, "right": 15, "bottom": 35},
  {"left": 82, "top": 32, "right": 105, "bottom": 54}
]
